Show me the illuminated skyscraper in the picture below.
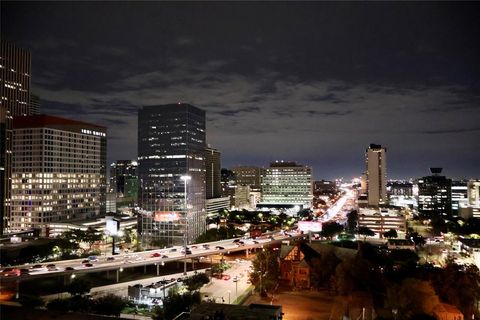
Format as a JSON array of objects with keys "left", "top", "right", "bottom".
[
  {"left": 138, "top": 104, "right": 206, "bottom": 247},
  {"left": 11, "top": 115, "right": 107, "bottom": 234},
  {"left": 417, "top": 168, "right": 452, "bottom": 218},
  {"left": 366, "top": 144, "right": 387, "bottom": 206},
  {"left": 259, "top": 161, "right": 312, "bottom": 208},
  {"left": 205, "top": 146, "right": 221, "bottom": 199},
  {"left": 1, "top": 41, "right": 32, "bottom": 234}
]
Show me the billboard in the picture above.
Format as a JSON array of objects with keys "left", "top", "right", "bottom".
[
  {"left": 298, "top": 221, "right": 323, "bottom": 233},
  {"left": 154, "top": 211, "right": 181, "bottom": 222},
  {"left": 105, "top": 216, "right": 120, "bottom": 235}
]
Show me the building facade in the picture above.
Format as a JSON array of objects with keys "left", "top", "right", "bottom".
[
  {"left": 109, "top": 160, "right": 138, "bottom": 207},
  {"left": 138, "top": 104, "right": 206, "bottom": 247},
  {"left": 205, "top": 146, "right": 221, "bottom": 199},
  {"left": 232, "top": 166, "right": 261, "bottom": 190},
  {"left": 366, "top": 144, "right": 387, "bottom": 206},
  {"left": 417, "top": 168, "right": 452, "bottom": 218},
  {"left": 451, "top": 180, "right": 468, "bottom": 215},
  {"left": 358, "top": 207, "right": 407, "bottom": 237},
  {"left": 11, "top": 115, "right": 107, "bottom": 234},
  {"left": 1, "top": 41, "right": 32, "bottom": 234},
  {"left": 260, "top": 161, "right": 312, "bottom": 208},
  {"left": 468, "top": 180, "right": 480, "bottom": 218}
]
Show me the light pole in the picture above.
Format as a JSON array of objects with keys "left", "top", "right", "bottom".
[{"left": 181, "top": 175, "right": 191, "bottom": 276}]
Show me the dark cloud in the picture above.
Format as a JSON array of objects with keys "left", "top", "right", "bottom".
[{"left": 2, "top": 2, "right": 480, "bottom": 179}]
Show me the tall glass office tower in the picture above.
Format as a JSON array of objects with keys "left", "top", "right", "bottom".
[{"left": 138, "top": 104, "right": 206, "bottom": 247}]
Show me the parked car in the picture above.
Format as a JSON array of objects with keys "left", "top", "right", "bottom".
[
  {"left": 20, "top": 268, "right": 30, "bottom": 275},
  {"left": 46, "top": 264, "right": 57, "bottom": 271},
  {"left": 0, "top": 268, "right": 20, "bottom": 277}
]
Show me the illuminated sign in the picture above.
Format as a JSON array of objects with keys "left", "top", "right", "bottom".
[
  {"left": 154, "top": 211, "right": 181, "bottom": 222},
  {"left": 298, "top": 221, "right": 323, "bottom": 233}
]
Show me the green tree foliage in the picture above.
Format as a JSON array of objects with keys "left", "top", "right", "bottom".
[
  {"left": 195, "top": 226, "right": 243, "bottom": 243},
  {"left": 155, "top": 292, "right": 201, "bottom": 320},
  {"left": 320, "top": 222, "right": 344, "bottom": 239},
  {"left": 430, "top": 216, "right": 447, "bottom": 235},
  {"left": 346, "top": 210, "right": 359, "bottom": 233},
  {"left": 309, "top": 249, "right": 341, "bottom": 290},
  {"left": 67, "top": 278, "right": 92, "bottom": 296},
  {"left": 431, "top": 262, "right": 480, "bottom": 319},
  {"left": 334, "top": 255, "right": 377, "bottom": 295},
  {"left": 383, "top": 229, "right": 398, "bottom": 239},
  {"left": 183, "top": 273, "right": 210, "bottom": 291},
  {"left": 210, "top": 261, "right": 230, "bottom": 276},
  {"left": 358, "top": 226, "right": 375, "bottom": 241},
  {"left": 92, "top": 294, "right": 128, "bottom": 317},
  {"left": 386, "top": 278, "right": 439, "bottom": 319},
  {"left": 53, "top": 236, "right": 80, "bottom": 258},
  {"left": 250, "top": 248, "right": 280, "bottom": 294}
]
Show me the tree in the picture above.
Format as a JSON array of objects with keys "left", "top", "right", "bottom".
[
  {"left": 67, "top": 278, "right": 92, "bottom": 296},
  {"left": 159, "top": 292, "right": 201, "bottom": 320},
  {"left": 92, "top": 294, "right": 128, "bottom": 317},
  {"left": 183, "top": 273, "right": 210, "bottom": 291},
  {"left": 320, "top": 222, "right": 344, "bottom": 240},
  {"left": 358, "top": 226, "right": 375, "bottom": 241},
  {"left": 250, "top": 248, "right": 280, "bottom": 295},
  {"left": 83, "top": 227, "right": 103, "bottom": 252},
  {"left": 386, "top": 278, "right": 439, "bottom": 319},
  {"left": 430, "top": 216, "right": 447, "bottom": 235},
  {"left": 346, "top": 210, "right": 359, "bottom": 233},
  {"left": 383, "top": 229, "right": 398, "bottom": 239}
]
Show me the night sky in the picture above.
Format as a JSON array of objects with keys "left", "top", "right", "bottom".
[{"left": 2, "top": 2, "right": 479, "bottom": 180}]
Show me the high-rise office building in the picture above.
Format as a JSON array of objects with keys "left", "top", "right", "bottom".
[
  {"left": 1, "top": 41, "right": 32, "bottom": 234},
  {"left": 468, "top": 180, "right": 480, "bottom": 218},
  {"left": 11, "top": 115, "right": 107, "bottom": 234},
  {"left": 205, "top": 146, "right": 221, "bottom": 199},
  {"left": 366, "top": 144, "right": 387, "bottom": 206},
  {"left": 417, "top": 168, "right": 452, "bottom": 218},
  {"left": 451, "top": 180, "right": 468, "bottom": 215},
  {"left": 30, "top": 94, "right": 40, "bottom": 115},
  {"left": 232, "top": 166, "right": 261, "bottom": 190},
  {"left": 138, "top": 104, "right": 206, "bottom": 247},
  {"left": 110, "top": 160, "right": 138, "bottom": 196},
  {"left": 259, "top": 161, "right": 312, "bottom": 208}
]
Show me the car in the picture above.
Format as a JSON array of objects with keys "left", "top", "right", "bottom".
[
  {"left": 88, "top": 256, "right": 98, "bottom": 262},
  {"left": 84, "top": 263, "right": 93, "bottom": 267},
  {"left": 106, "top": 257, "right": 115, "bottom": 261},
  {"left": 150, "top": 252, "right": 161, "bottom": 258},
  {"left": 169, "top": 248, "right": 177, "bottom": 252},
  {"left": 82, "top": 260, "right": 90, "bottom": 264},
  {"left": 46, "top": 264, "right": 57, "bottom": 271},
  {"left": 0, "top": 268, "right": 20, "bottom": 276},
  {"left": 232, "top": 239, "right": 240, "bottom": 243},
  {"left": 253, "top": 241, "right": 259, "bottom": 244},
  {"left": 215, "top": 246, "right": 225, "bottom": 250},
  {"left": 161, "top": 255, "right": 169, "bottom": 259},
  {"left": 20, "top": 268, "right": 30, "bottom": 275},
  {"left": 202, "top": 244, "right": 210, "bottom": 249},
  {"left": 185, "top": 250, "right": 192, "bottom": 255},
  {"left": 65, "top": 267, "right": 75, "bottom": 271},
  {"left": 222, "top": 275, "right": 231, "bottom": 281},
  {"left": 191, "top": 245, "right": 198, "bottom": 249},
  {"left": 30, "top": 264, "right": 43, "bottom": 270}
]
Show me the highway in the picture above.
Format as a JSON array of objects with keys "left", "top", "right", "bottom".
[{"left": 0, "top": 231, "right": 305, "bottom": 282}]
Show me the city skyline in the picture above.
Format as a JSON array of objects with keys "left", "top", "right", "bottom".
[{"left": 2, "top": 2, "right": 479, "bottom": 180}]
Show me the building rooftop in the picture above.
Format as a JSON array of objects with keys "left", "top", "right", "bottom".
[{"left": 13, "top": 114, "right": 106, "bottom": 132}]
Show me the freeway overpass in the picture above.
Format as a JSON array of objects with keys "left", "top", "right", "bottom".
[{"left": 0, "top": 231, "right": 305, "bottom": 283}]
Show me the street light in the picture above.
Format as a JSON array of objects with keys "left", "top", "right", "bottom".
[{"left": 181, "top": 175, "right": 191, "bottom": 276}]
